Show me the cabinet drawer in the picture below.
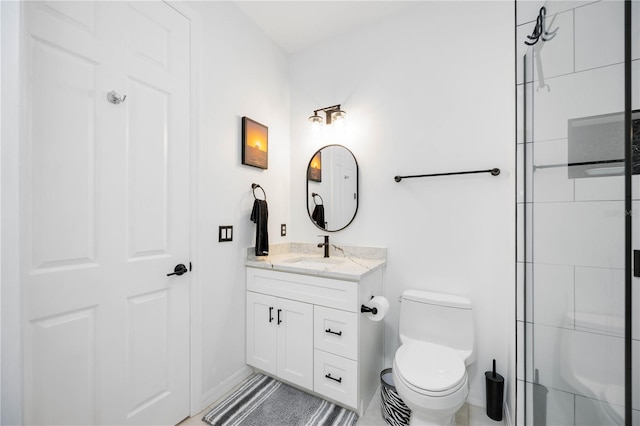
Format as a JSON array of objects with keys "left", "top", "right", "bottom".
[
  {"left": 247, "top": 268, "right": 358, "bottom": 311},
  {"left": 314, "top": 350, "right": 357, "bottom": 409},
  {"left": 314, "top": 306, "right": 358, "bottom": 360}
]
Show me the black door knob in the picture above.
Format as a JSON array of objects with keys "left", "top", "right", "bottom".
[{"left": 167, "top": 264, "right": 188, "bottom": 276}]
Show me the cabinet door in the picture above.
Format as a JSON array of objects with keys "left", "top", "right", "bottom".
[
  {"left": 276, "top": 298, "right": 313, "bottom": 390},
  {"left": 246, "top": 292, "right": 278, "bottom": 375}
]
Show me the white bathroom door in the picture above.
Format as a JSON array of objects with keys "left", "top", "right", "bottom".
[{"left": 21, "top": 2, "right": 191, "bottom": 425}]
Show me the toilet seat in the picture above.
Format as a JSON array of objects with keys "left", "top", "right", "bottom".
[{"left": 394, "top": 341, "right": 466, "bottom": 396}]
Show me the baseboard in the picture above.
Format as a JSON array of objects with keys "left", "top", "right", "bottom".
[
  {"left": 199, "top": 366, "right": 254, "bottom": 413},
  {"left": 466, "top": 396, "right": 485, "bottom": 408}
]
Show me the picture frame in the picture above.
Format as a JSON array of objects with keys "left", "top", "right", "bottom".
[
  {"left": 242, "top": 117, "right": 268, "bottom": 169},
  {"left": 308, "top": 151, "right": 322, "bottom": 182}
]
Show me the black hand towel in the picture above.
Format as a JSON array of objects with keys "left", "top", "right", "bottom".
[
  {"left": 250, "top": 199, "right": 269, "bottom": 256},
  {"left": 311, "top": 204, "right": 325, "bottom": 229}
]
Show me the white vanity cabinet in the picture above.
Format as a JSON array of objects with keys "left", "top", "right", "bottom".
[
  {"left": 245, "top": 266, "right": 383, "bottom": 416},
  {"left": 246, "top": 292, "right": 314, "bottom": 390}
]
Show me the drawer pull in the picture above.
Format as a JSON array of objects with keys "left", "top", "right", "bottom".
[
  {"left": 325, "top": 328, "right": 342, "bottom": 336},
  {"left": 269, "top": 307, "right": 274, "bottom": 323},
  {"left": 277, "top": 309, "right": 282, "bottom": 324},
  {"left": 325, "top": 373, "right": 342, "bottom": 383}
]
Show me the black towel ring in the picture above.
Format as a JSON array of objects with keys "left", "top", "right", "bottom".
[
  {"left": 311, "top": 192, "right": 324, "bottom": 205},
  {"left": 252, "top": 183, "right": 267, "bottom": 201}
]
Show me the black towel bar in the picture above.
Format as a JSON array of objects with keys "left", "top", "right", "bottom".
[{"left": 394, "top": 168, "right": 500, "bottom": 182}]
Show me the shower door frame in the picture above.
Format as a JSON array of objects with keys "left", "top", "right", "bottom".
[{"left": 516, "top": 1, "right": 634, "bottom": 425}]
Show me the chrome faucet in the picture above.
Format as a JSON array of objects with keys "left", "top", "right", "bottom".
[{"left": 317, "top": 235, "right": 330, "bottom": 258}]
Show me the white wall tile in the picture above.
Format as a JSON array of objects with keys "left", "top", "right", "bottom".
[
  {"left": 634, "top": 1, "right": 640, "bottom": 61},
  {"left": 532, "top": 64, "right": 624, "bottom": 142},
  {"left": 517, "top": 262, "right": 525, "bottom": 322},
  {"left": 525, "top": 381, "right": 575, "bottom": 426},
  {"left": 634, "top": 60, "right": 640, "bottom": 110},
  {"left": 634, "top": 282, "right": 639, "bottom": 341},
  {"left": 635, "top": 339, "right": 640, "bottom": 410},
  {"left": 574, "top": 266, "right": 625, "bottom": 337},
  {"left": 531, "top": 200, "right": 630, "bottom": 269},
  {"left": 575, "top": 175, "right": 640, "bottom": 202},
  {"left": 530, "top": 263, "right": 574, "bottom": 328},
  {"left": 575, "top": 395, "right": 625, "bottom": 426},
  {"left": 517, "top": 203, "right": 533, "bottom": 263},
  {"left": 517, "top": 320, "right": 525, "bottom": 380},
  {"left": 531, "top": 139, "right": 575, "bottom": 203},
  {"left": 517, "top": 379, "right": 525, "bottom": 426},
  {"left": 575, "top": 0, "right": 625, "bottom": 71},
  {"left": 516, "top": 83, "right": 534, "bottom": 144},
  {"left": 526, "top": 323, "right": 573, "bottom": 393},
  {"left": 517, "top": 1, "right": 545, "bottom": 26},
  {"left": 563, "top": 328, "right": 625, "bottom": 400}
]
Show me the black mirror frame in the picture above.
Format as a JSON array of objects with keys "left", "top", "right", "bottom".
[{"left": 306, "top": 144, "right": 359, "bottom": 232}]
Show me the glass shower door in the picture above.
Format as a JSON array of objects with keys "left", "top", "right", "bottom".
[{"left": 516, "top": 1, "right": 634, "bottom": 425}]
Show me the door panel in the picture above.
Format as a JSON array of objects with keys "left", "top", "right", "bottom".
[
  {"left": 22, "top": 2, "right": 191, "bottom": 425},
  {"left": 29, "top": 27, "right": 98, "bottom": 272},
  {"left": 31, "top": 307, "right": 98, "bottom": 426},
  {"left": 277, "top": 298, "right": 313, "bottom": 390},
  {"left": 246, "top": 292, "right": 278, "bottom": 375},
  {"left": 126, "top": 78, "right": 170, "bottom": 259}
]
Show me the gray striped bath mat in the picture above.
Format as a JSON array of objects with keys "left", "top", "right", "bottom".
[{"left": 203, "top": 374, "right": 358, "bottom": 426}]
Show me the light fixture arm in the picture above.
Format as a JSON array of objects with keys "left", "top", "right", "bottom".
[{"left": 313, "top": 104, "right": 343, "bottom": 125}]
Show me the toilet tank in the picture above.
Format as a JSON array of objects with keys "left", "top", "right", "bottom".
[{"left": 399, "top": 290, "right": 475, "bottom": 364}]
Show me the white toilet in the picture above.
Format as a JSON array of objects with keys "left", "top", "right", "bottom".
[{"left": 392, "top": 290, "right": 475, "bottom": 426}]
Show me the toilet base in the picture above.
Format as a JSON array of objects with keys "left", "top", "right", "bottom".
[{"left": 408, "top": 410, "right": 456, "bottom": 426}]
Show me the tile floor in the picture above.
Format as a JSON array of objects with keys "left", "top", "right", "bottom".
[{"left": 179, "top": 386, "right": 505, "bottom": 426}]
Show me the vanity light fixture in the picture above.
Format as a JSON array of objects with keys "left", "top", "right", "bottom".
[{"left": 308, "top": 104, "right": 346, "bottom": 127}]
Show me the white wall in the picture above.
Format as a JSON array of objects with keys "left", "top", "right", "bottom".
[
  {"left": 1, "top": 1, "right": 22, "bottom": 424},
  {"left": 289, "top": 1, "right": 515, "bottom": 409},
  {"left": 186, "top": 1, "right": 292, "bottom": 409}
]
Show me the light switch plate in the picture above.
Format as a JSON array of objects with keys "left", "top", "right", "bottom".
[{"left": 219, "top": 225, "right": 233, "bottom": 242}]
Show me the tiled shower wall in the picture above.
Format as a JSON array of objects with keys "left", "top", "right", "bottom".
[{"left": 516, "top": 1, "right": 640, "bottom": 425}]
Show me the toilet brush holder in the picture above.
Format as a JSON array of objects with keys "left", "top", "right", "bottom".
[{"left": 485, "top": 359, "right": 504, "bottom": 421}]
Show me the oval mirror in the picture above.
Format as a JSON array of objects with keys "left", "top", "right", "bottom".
[{"left": 306, "top": 144, "right": 359, "bottom": 232}]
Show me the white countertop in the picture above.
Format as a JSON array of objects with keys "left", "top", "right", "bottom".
[{"left": 245, "top": 243, "right": 386, "bottom": 280}]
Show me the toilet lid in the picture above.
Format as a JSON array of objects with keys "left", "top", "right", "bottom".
[{"left": 395, "top": 341, "right": 466, "bottom": 392}]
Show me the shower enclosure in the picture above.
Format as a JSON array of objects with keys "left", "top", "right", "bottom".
[{"left": 516, "top": 1, "right": 635, "bottom": 425}]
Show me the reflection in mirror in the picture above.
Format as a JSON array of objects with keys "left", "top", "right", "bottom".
[{"left": 306, "top": 145, "right": 358, "bottom": 232}]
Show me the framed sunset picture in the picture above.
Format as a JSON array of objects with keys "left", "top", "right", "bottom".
[
  {"left": 308, "top": 151, "right": 321, "bottom": 182},
  {"left": 242, "top": 117, "right": 268, "bottom": 169}
]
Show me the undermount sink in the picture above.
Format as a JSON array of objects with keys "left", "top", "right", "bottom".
[{"left": 283, "top": 256, "right": 346, "bottom": 265}]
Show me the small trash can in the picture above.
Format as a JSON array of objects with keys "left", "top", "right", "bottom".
[
  {"left": 380, "top": 368, "right": 411, "bottom": 426},
  {"left": 485, "top": 359, "right": 504, "bottom": 421}
]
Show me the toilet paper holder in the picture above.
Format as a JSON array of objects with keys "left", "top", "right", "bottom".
[
  {"left": 361, "top": 296, "right": 378, "bottom": 314},
  {"left": 360, "top": 304, "right": 378, "bottom": 315}
]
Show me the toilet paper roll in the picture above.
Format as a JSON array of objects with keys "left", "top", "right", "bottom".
[{"left": 365, "top": 296, "right": 389, "bottom": 321}]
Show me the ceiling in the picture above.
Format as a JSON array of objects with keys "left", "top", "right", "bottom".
[{"left": 233, "top": 1, "right": 414, "bottom": 54}]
